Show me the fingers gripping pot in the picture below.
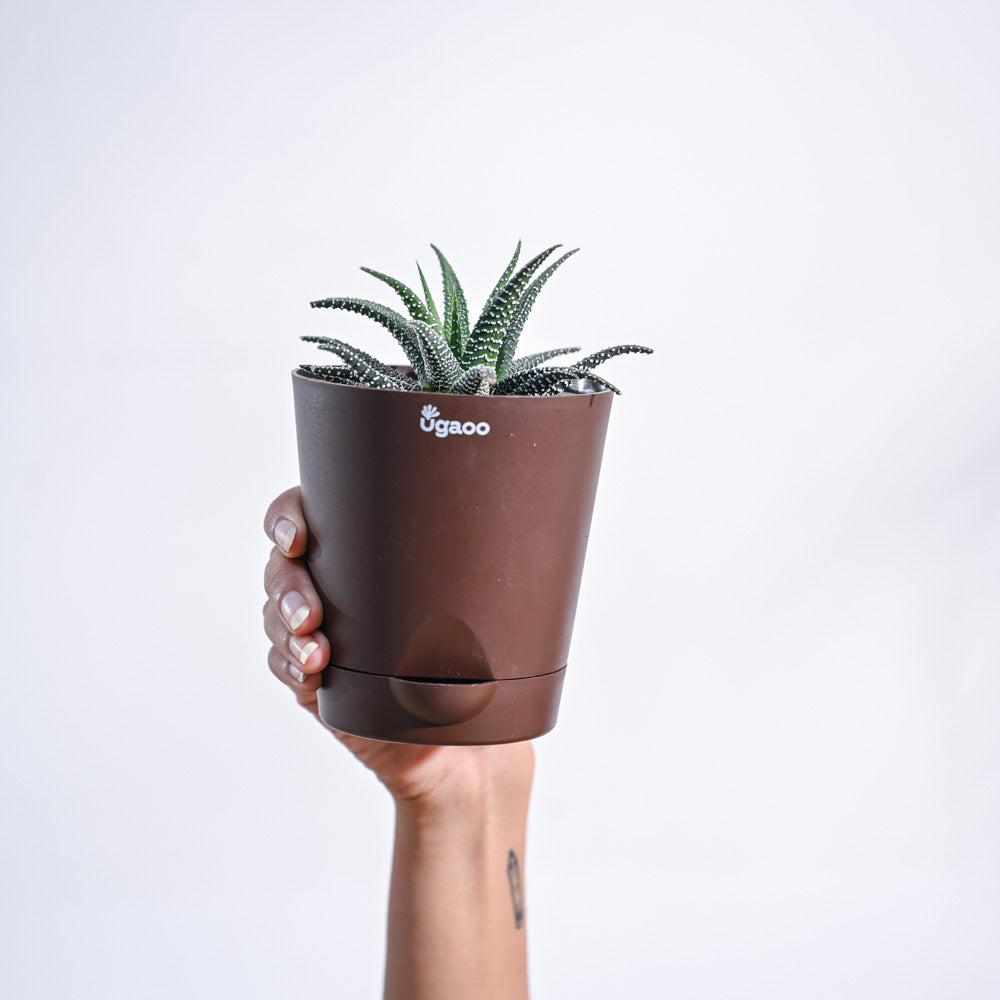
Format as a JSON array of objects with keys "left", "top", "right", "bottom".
[{"left": 292, "top": 370, "right": 613, "bottom": 744}]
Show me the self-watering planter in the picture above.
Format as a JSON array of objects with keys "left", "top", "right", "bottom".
[
  {"left": 288, "top": 240, "right": 652, "bottom": 742},
  {"left": 293, "top": 370, "right": 613, "bottom": 745}
]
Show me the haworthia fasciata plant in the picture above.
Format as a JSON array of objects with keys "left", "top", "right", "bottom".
[{"left": 300, "top": 244, "right": 652, "bottom": 395}]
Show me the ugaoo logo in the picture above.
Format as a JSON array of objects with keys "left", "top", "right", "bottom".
[{"left": 420, "top": 404, "right": 491, "bottom": 438}]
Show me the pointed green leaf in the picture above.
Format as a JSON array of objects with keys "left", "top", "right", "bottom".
[
  {"left": 493, "top": 366, "right": 575, "bottom": 396},
  {"left": 507, "top": 346, "right": 581, "bottom": 377},
  {"left": 480, "top": 240, "right": 521, "bottom": 317},
  {"left": 449, "top": 364, "right": 497, "bottom": 395},
  {"left": 301, "top": 336, "right": 415, "bottom": 390},
  {"left": 408, "top": 319, "right": 463, "bottom": 391},
  {"left": 431, "top": 245, "right": 470, "bottom": 354},
  {"left": 299, "top": 363, "right": 363, "bottom": 386},
  {"left": 576, "top": 344, "right": 654, "bottom": 370},
  {"left": 570, "top": 368, "right": 621, "bottom": 394},
  {"left": 416, "top": 262, "right": 442, "bottom": 333},
  {"left": 435, "top": 253, "right": 455, "bottom": 345},
  {"left": 493, "top": 365, "right": 621, "bottom": 396},
  {"left": 360, "top": 267, "right": 432, "bottom": 324},
  {"left": 495, "top": 249, "right": 579, "bottom": 378},
  {"left": 309, "top": 296, "right": 426, "bottom": 383},
  {"left": 464, "top": 245, "right": 560, "bottom": 370}
]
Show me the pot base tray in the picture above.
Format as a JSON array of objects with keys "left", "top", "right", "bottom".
[{"left": 317, "top": 664, "right": 566, "bottom": 745}]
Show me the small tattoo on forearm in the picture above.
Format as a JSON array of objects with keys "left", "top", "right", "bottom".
[{"left": 507, "top": 850, "right": 524, "bottom": 929}]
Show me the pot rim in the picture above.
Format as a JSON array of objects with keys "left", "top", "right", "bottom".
[{"left": 292, "top": 367, "right": 613, "bottom": 403}]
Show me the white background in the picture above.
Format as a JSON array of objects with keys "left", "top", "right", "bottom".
[{"left": 2, "top": 1, "right": 998, "bottom": 997}]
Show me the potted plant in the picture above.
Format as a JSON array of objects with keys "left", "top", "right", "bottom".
[{"left": 292, "top": 242, "right": 651, "bottom": 745}]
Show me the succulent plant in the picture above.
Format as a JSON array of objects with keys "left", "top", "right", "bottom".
[{"left": 300, "top": 242, "right": 652, "bottom": 395}]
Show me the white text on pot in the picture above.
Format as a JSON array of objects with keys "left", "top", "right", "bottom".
[{"left": 420, "top": 404, "right": 491, "bottom": 438}]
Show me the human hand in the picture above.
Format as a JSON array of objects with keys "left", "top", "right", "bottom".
[{"left": 263, "top": 486, "right": 534, "bottom": 809}]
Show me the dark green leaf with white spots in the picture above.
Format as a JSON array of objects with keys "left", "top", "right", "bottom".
[
  {"left": 417, "top": 262, "right": 442, "bottom": 333},
  {"left": 360, "top": 267, "right": 432, "bottom": 325},
  {"left": 301, "top": 336, "right": 416, "bottom": 390},
  {"left": 493, "top": 366, "right": 574, "bottom": 396},
  {"left": 431, "top": 245, "right": 470, "bottom": 354},
  {"left": 570, "top": 368, "right": 621, "bottom": 394},
  {"left": 480, "top": 240, "right": 521, "bottom": 318},
  {"left": 449, "top": 364, "right": 497, "bottom": 395},
  {"left": 464, "top": 245, "right": 560, "bottom": 370},
  {"left": 495, "top": 249, "right": 579, "bottom": 378},
  {"left": 494, "top": 365, "right": 621, "bottom": 396},
  {"left": 507, "top": 346, "right": 581, "bottom": 377},
  {"left": 576, "top": 343, "right": 654, "bottom": 370},
  {"left": 309, "top": 296, "right": 425, "bottom": 380},
  {"left": 408, "top": 320, "right": 463, "bottom": 391},
  {"left": 299, "top": 363, "right": 363, "bottom": 386}
]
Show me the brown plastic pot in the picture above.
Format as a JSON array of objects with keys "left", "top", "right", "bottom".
[{"left": 292, "top": 369, "right": 613, "bottom": 745}]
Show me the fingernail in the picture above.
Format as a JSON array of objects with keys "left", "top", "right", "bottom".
[
  {"left": 280, "top": 592, "right": 310, "bottom": 631},
  {"left": 275, "top": 518, "right": 297, "bottom": 554},
  {"left": 289, "top": 663, "right": 307, "bottom": 684},
  {"left": 290, "top": 635, "right": 320, "bottom": 667}
]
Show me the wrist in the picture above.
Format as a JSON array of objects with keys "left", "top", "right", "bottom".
[
  {"left": 385, "top": 745, "right": 533, "bottom": 1000},
  {"left": 392, "top": 742, "right": 535, "bottom": 828}
]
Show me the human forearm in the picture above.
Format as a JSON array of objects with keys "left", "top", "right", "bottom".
[
  {"left": 383, "top": 747, "right": 533, "bottom": 1000},
  {"left": 262, "top": 495, "right": 534, "bottom": 997}
]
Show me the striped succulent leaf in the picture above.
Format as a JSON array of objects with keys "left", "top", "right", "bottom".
[
  {"left": 408, "top": 320, "right": 463, "bottom": 391},
  {"left": 309, "top": 297, "right": 426, "bottom": 381},
  {"left": 360, "top": 267, "right": 433, "bottom": 325},
  {"left": 495, "top": 249, "right": 579, "bottom": 379},
  {"left": 464, "top": 245, "right": 560, "bottom": 371},
  {"left": 299, "top": 363, "right": 363, "bottom": 386},
  {"left": 301, "top": 336, "right": 416, "bottom": 390},
  {"left": 300, "top": 363, "right": 422, "bottom": 388},
  {"left": 493, "top": 366, "right": 577, "bottom": 396},
  {"left": 506, "top": 346, "right": 581, "bottom": 377},
  {"left": 449, "top": 364, "right": 497, "bottom": 395},
  {"left": 416, "top": 262, "right": 442, "bottom": 333},
  {"left": 493, "top": 365, "right": 622, "bottom": 396},
  {"left": 480, "top": 240, "right": 521, "bottom": 317},
  {"left": 570, "top": 368, "right": 622, "bottom": 394},
  {"left": 576, "top": 344, "right": 654, "bottom": 370},
  {"left": 431, "top": 246, "right": 470, "bottom": 354}
]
